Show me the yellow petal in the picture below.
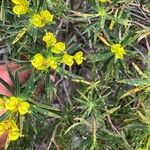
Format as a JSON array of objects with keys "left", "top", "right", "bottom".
[
  {"left": 42, "top": 32, "right": 57, "bottom": 47},
  {"left": 18, "top": 102, "right": 30, "bottom": 115},
  {"left": 31, "top": 60, "right": 47, "bottom": 70},
  {"left": 5, "top": 96, "right": 19, "bottom": 112},
  {"left": 31, "top": 54, "right": 47, "bottom": 70},
  {"left": 13, "top": 4, "right": 28, "bottom": 15},
  {"left": 111, "top": 44, "right": 121, "bottom": 53},
  {"left": 9, "top": 129, "right": 20, "bottom": 141},
  {"left": 12, "top": 0, "right": 22, "bottom": 4},
  {"left": 10, "top": 96, "right": 21, "bottom": 103},
  {"left": 47, "top": 57, "right": 57, "bottom": 69},
  {"left": 40, "top": 10, "right": 53, "bottom": 22},
  {"left": 51, "top": 42, "right": 65, "bottom": 54},
  {"left": 30, "top": 15, "right": 45, "bottom": 27},
  {"left": 63, "top": 53, "right": 74, "bottom": 67},
  {"left": 111, "top": 44, "right": 126, "bottom": 60},
  {"left": 0, "top": 123, "right": 6, "bottom": 136},
  {"left": 99, "top": 0, "right": 110, "bottom": 2},
  {"left": 74, "top": 51, "right": 84, "bottom": 65},
  {"left": 33, "top": 53, "right": 45, "bottom": 65},
  {"left": 9, "top": 120, "right": 19, "bottom": 130},
  {"left": 12, "top": 0, "right": 29, "bottom": 5}
]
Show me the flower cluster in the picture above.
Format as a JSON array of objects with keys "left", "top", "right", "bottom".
[
  {"left": 30, "top": 10, "right": 53, "bottom": 28},
  {"left": 63, "top": 51, "right": 84, "bottom": 67},
  {"left": 11, "top": 0, "right": 53, "bottom": 28},
  {"left": 43, "top": 32, "right": 65, "bottom": 53},
  {"left": 31, "top": 32, "right": 84, "bottom": 70},
  {"left": 0, "top": 97, "right": 30, "bottom": 141},
  {"left": 31, "top": 53, "right": 57, "bottom": 70},
  {"left": 5, "top": 96, "right": 30, "bottom": 115},
  {"left": 111, "top": 44, "right": 126, "bottom": 59},
  {"left": 0, "top": 120, "right": 20, "bottom": 141},
  {"left": 9, "top": 0, "right": 83, "bottom": 146},
  {"left": 12, "top": 0, "right": 29, "bottom": 15},
  {"left": 10, "top": 0, "right": 83, "bottom": 71}
]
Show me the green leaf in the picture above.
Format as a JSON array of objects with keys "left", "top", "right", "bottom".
[
  {"left": 31, "top": 110, "right": 45, "bottom": 121},
  {"left": 45, "top": 71, "right": 53, "bottom": 102},
  {"left": 31, "top": 105, "right": 61, "bottom": 119},
  {"left": 29, "top": 98, "right": 60, "bottom": 111},
  {"left": 65, "top": 122, "right": 82, "bottom": 134},
  {"left": 31, "top": 28, "right": 38, "bottom": 43},
  {"left": 104, "top": 57, "right": 114, "bottom": 80},
  {"left": 12, "top": 27, "right": 28, "bottom": 44},
  {"left": 114, "top": 60, "right": 121, "bottom": 80},
  {"left": 0, "top": 111, "right": 11, "bottom": 122},
  {"left": 22, "top": 74, "right": 35, "bottom": 100},
  {"left": 6, "top": 64, "right": 15, "bottom": 86},
  {"left": 9, "top": 58, "right": 30, "bottom": 65},
  {"left": 119, "top": 87, "right": 143, "bottom": 99},
  {"left": 0, "top": 78, "right": 14, "bottom": 95},
  {"left": 58, "top": 67, "right": 84, "bottom": 79},
  {"left": 82, "top": 22, "right": 97, "bottom": 34},
  {"left": 14, "top": 71, "right": 20, "bottom": 96},
  {"left": 121, "top": 31, "right": 138, "bottom": 47},
  {"left": 90, "top": 52, "right": 113, "bottom": 63},
  {"left": 118, "top": 79, "right": 150, "bottom": 87},
  {"left": 102, "top": 106, "right": 120, "bottom": 118},
  {"left": 132, "top": 62, "right": 149, "bottom": 78}
]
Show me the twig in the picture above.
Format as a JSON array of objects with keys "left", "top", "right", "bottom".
[
  {"left": 129, "top": 3, "right": 150, "bottom": 14},
  {"left": 107, "top": 115, "right": 130, "bottom": 148},
  {"left": 55, "top": 0, "right": 70, "bottom": 36},
  {"left": 132, "top": 21, "right": 147, "bottom": 29},
  {"left": 47, "top": 124, "right": 59, "bottom": 150},
  {"left": 132, "top": 46, "right": 147, "bottom": 63},
  {"left": 145, "top": 37, "right": 150, "bottom": 50},
  {"left": 63, "top": 79, "right": 72, "bottom": 106}
]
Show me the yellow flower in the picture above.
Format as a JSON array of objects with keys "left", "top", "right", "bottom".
[
  {"left": 30, "top": 15, "right": 45, "bottom": 27},
  {"left": 40, "top": 10, "right": 53, "bottom": 22},
  {"left": 13, "top": 4, "right": 28, "bottom": 15},
  {"left": 8, "top": 120, "right": 20, "bottom": 141},
  {"left": 51, "top": 42, "right": 65, "bottom": 54},
  {"left": 5, "top": 96, "right": 30, "bottom": 115},
  {"left": 63, "top": 53, "right": 74, "bottom": 67},
  {"left": 47, "top": 57, "right": 58, "bottom": 69},
  {"left": 31, "top": 54, "right": 58, "bottom": 70},
  {"left": 12, "top": 0, "right": 28, "bottom": 5},
  {"left": 18, "top": 102, "right": 30, "bottom": 115},
  {"left": 42, "top": 32, "right": 57, "bottom": 47},
  {"left": 0, "top": 120, "right": 20, "bottom": 141},
  {"left": 12, "top": 0, "right": 29, "bottom": 15},
  {"left": 9, "top": 129, "right": 20, "bottom": 141},
  {"left": 74, "top": 51, "right": 84, "bottom": 65},
  {"left": 5, "top": 96, "right": 19, "bottom": 112},
  {"left": 12, "top": 0, "right": 21, "bottom": 4},
  {"left": 30, "top": 10, "right": 53, "bottom": 28},
  {"left": 31, "top": 53, "right": 47, "bottom": 70},
  {"left": 111, "top": 44, "right": 126, "bottom": 59}
]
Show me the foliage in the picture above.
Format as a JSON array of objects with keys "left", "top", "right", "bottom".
[{"left": 0, "top": 0, "right": 150, "bottom": 149}]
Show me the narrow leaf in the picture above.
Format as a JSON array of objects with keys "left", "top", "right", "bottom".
[{"left": 102, "top": 106, "right": 120, "bottom": 118}]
